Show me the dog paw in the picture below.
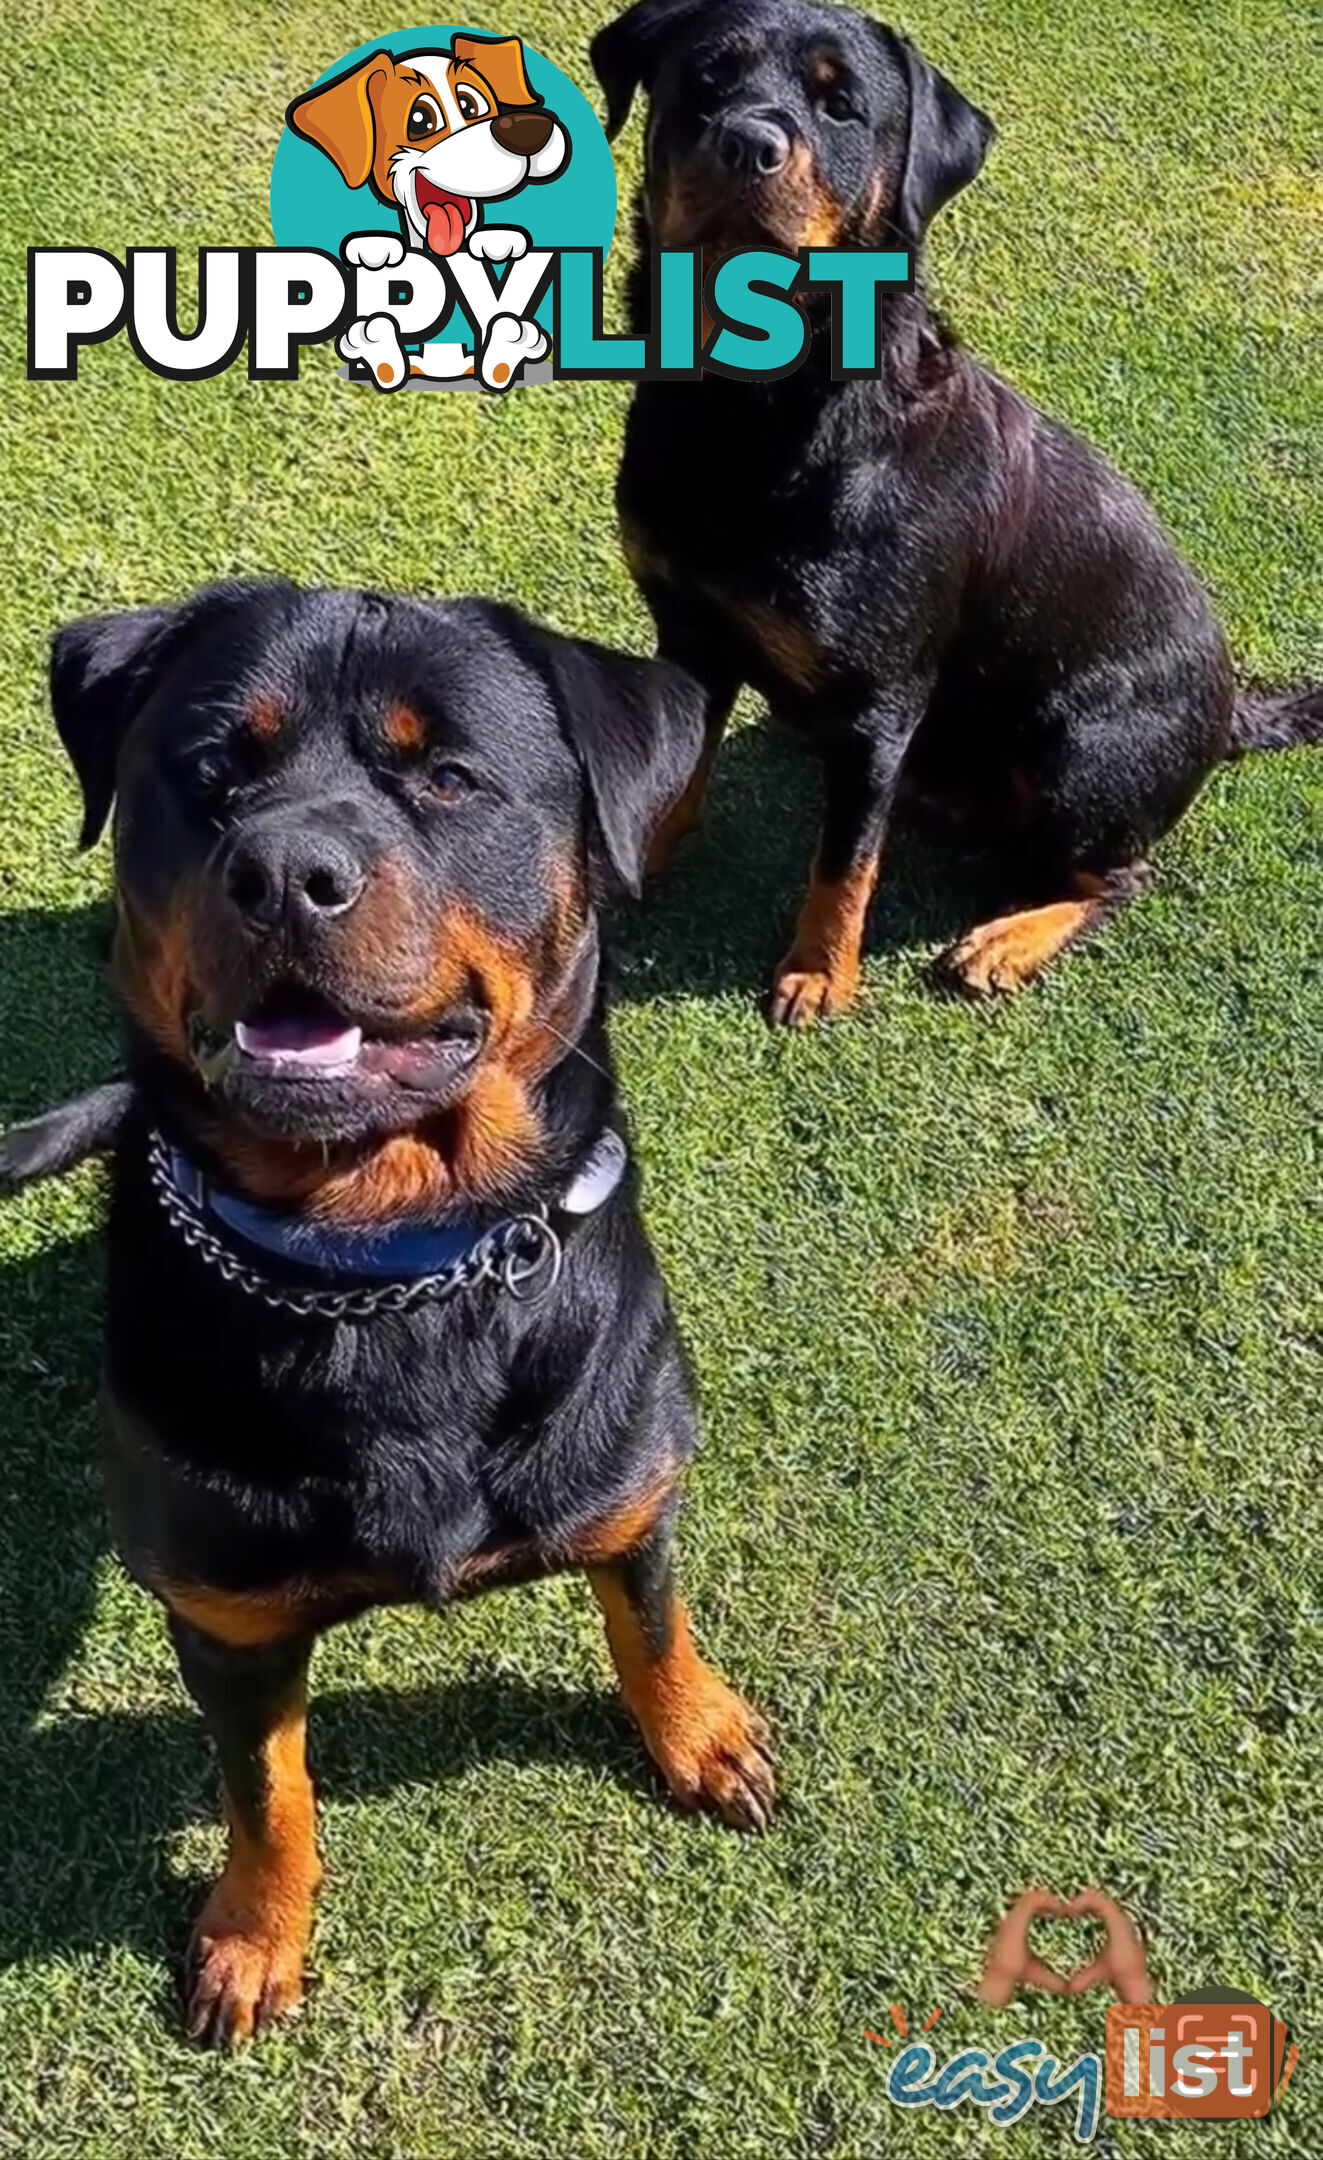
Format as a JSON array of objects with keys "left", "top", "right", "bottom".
[
  {"left": 937, "top": 925, "right": 1031, "bottom": 997},
  {"left": 937, "top": 898, "right": 1099, "bottom": 997},
  {"left": 342, "top": 232, "right": 406, "bottom": 272},
  {"left": 186, "top": 1903, "right": 308, "bottom": 2047},
  {"left": 480, "top": 313, "right": 548, "bottom": 390},
  {"left": 768, "top": 954, "right": 858, "bottom": 1028},
  {"left": 647, "top": 1673, "right": 776, "bottom": 1833},
  {"left": 337, "top": 313, "right": 409, "bottom": 390},
  {"left": 468, "top": 226, "right": 529, "bottom": 263}
]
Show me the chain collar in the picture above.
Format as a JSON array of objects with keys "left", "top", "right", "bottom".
[{"left": 144, "top": 1126, "right": 565, "bottom": 1321}]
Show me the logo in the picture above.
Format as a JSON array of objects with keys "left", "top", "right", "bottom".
[
  {"left": 274, "top": 26, "right": 613, "bottom": 392},
  {"left": 869, "top": 1889, "right": 1299, "bottom": 2143},
  {"left": 869, "top": 1999, "right": 1105, "bottom": 2144},
  {"left": 26, "top": 22, "right": 912, "bottom": 390},
  {"left": 1106, "top": 1993, "right": 1298, "bottom": 2122}
]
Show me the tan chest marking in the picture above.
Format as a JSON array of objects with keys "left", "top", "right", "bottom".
[{"left": 619, "top": 519, "right": 823, "bottom": 695}]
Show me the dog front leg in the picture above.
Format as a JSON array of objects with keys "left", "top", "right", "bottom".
[
  {"left": 169, "top": 1614, "right": 321, "bottom": 2046},
  {"left": 587, "top": 1512, "right": 774, "bottom": 1832},
  {"left": 770, "top": 698, "right": 927, "bottom": 1027},
  {"left": 633, "top": 583, "right": 740, "bottom": 873},
  {"left": 0, "top": 1077, "right": 132, "bottom": 1192}
]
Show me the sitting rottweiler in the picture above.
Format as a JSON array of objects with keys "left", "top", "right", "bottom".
[
  {"left": 592, "top": 0, "right": 1321, "bottom": 1023},
  {"left": 36, "top": 579, "right": 774, "bottom": 2046}
]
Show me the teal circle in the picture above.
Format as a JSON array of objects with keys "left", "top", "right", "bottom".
[{"left": 269, "top": 24, "right": 617, "bottom": 344}]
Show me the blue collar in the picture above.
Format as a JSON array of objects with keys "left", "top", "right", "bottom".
[{"left": 161, "top": 1127, "right": 628, "bottom": 1285}]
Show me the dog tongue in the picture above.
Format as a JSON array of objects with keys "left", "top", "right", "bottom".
[
  {"left": 424, "top": 196, "right": 469, "bottom": 256},
  {"left": 234, "top": 1016, "right": 363, "bottom": 1068}
]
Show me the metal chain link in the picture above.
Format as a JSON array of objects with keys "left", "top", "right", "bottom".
[{"left": 144, "top": 1128, "right": 564, "bottom": 1321}]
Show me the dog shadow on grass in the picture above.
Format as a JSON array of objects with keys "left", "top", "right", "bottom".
[
  {"left": 610, "top": 720, "right": 1011, "bottom": 1008},
  {"left": 0, "top": 900, "right": 121, "bottom": 1802}
]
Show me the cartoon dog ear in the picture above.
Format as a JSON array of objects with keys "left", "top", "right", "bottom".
[
  {"left": 452, "top": 33, "right": 540, "bottom": 109},
  {"left": 890, "top": 35, "right": 994, "bottom": 243},
  {"left": 589, "top": 0, "right": 708, "bottom": 141},
  {"left": 541, "top": 633, "right": 706, "bottom": 896},
  {"left": 286, "top": 51, "right": 395, "bottom": 191}
]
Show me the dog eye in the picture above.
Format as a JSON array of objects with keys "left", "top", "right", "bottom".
[
  {"left": 698, "top": 50, "right": 740, "bottom": 91},
  {"left": 182, "top": 744, "right": 237, "bottom": 803},
  {"left": 819, "top": 86, "right": 857, "bottom": 123},
  {"left": 430, "top": 762, "right": 474, "bottom": 803},
  {"left": 407, "top": 97, "right": 442, "bottom": 140},
  {"left": 456, "top": 86, "right": 490, "bottom": 123}
]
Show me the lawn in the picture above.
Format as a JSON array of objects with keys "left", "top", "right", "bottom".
[{"left": 0, "top": 0, "right": 1318, "bottom": 2153}]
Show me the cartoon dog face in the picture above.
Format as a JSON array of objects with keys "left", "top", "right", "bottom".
[{"left": 288, "top": 35, "right": 570, "bottom": 257}]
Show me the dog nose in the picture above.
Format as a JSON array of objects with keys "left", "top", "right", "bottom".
[
  {"left": 716, "top": 112, "right": 791, "bottom": 179},
  {"left": 492, "top": 110, "right": 554, "bottom": 156},
  {"left": 225, "top": 828, "right": 366, "bottom": 930}
]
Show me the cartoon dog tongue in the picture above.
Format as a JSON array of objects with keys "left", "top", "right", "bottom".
[{"left": 424, "top": 196, "right": 469, "bottom": 256}]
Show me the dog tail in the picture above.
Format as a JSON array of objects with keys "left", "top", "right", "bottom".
[
  {"left": 0, "top": 1079, "right": 133, "bottom": 1196},
  {"left": 1227, "top": 682, "right": 1323, "bottom": 759}
]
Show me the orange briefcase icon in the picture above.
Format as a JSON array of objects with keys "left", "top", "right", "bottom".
[{"left": 1106, "top": 1990, "right": 1298, "bottom": 2121}]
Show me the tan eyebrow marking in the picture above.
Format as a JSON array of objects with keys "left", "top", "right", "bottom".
[
  {"left": 247, "top": 695, "right": 283, "bottom": 740},
  {"left": 383, "top": 702, "right": 426, "bottom": 752}
]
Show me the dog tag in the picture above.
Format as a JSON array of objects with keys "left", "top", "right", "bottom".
[{"left": 559, "top": 1129, "right": 627, "bottom": 1216}]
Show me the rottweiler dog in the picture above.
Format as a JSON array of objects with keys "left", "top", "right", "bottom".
[
  {"left": 593, "top": 0, "right": 1321, "bottom": 1023},
  {"left": 42, "top": 578, "right": 774, "bottom": 2045}
]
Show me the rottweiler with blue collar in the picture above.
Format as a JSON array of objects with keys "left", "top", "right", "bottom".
[
  {"left": 27, "top": 578, "right": 774, "bottom": 2045},
  {"left": 593, "top": 0, "right": 1321, "bottom": 1023}
]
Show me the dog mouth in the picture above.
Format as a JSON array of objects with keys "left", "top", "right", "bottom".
[
  {"left": 190, "top": 987, "right": 487, "bottom": 1110},
  {"left": 413, "top": 174, "right": 475, "bottom": 257}
]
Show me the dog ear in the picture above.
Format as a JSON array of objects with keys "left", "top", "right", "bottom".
[
  {"left": 452, "top": 34, "right": 540, "bottom": 110},
  {"left": 589, "top": 0, "right": 707, "bottom": 141},
  {"left": 50, "top": 582, "right": 285, "bottom": 850},
  {"left": 541, "top": 633, "right": 706, "bottom": 896},
  {"left": 286, "top": 51, "right": 394, "bottom": 191},
  {"left": 891, "top": 37, "right": 994, "bottom": 242},
  {"left": 50, "top": 602, "right": 187, "bottom": 849}
]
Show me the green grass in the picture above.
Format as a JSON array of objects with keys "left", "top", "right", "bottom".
[{"left": 0, "top": 0, "right": 1319, "bottom": 2153}]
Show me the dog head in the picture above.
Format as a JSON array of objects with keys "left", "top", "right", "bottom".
[
  {"left": 50, "top": 583, "right": 700, "bottom": 1209},
  {"left": 591, "top": 0, "right": 992, "bottom": 253},
  {"left": 288, "top": 35, "right": 571, "bottom": 257}
]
